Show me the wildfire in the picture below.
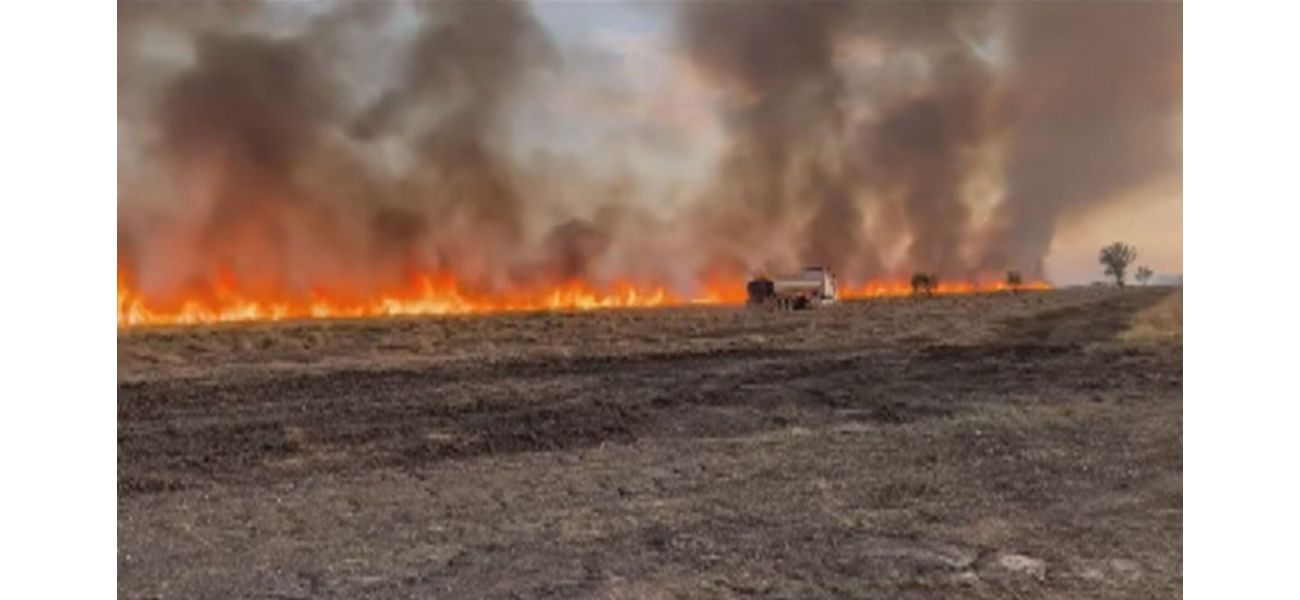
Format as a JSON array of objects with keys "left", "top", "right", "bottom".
[
  {"left": 842, "top": 279, "right": 1052, "bottom": 298},
  {"left": 117, "top": 268, "right": 1049, "bottom": 328},
  {"left": 118, "top": 269, "right": 743, "bottom": 328}
]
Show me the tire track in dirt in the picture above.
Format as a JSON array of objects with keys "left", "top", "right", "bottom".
[{"left": 119, "top": 347, "right": 803, "bottom": 495}]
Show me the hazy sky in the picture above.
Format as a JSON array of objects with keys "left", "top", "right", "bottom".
[{"left": 1045, "top": 176, "right": 1182, "bottom": 284}]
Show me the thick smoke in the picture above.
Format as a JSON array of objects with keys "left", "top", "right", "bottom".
[
  {"left": 979, "top": 2, "right": 1182, "bottom": 274},
  {"left": 679, "top": 2, "right": 1001, "bottom": 280},
  {"left": 351, "top": 1, "right": 556, "bottom": 286},
  {"left": 120, "top": 0, "right": 562, "bottom": 301},
  {"left": 677, "top": 1, "right": 1179, "bottom": 280},
  {"left": 118, "top": 0, "right": 1181, "bottom": 303},
  {"left": 679, "top": 1, "right": 863, "bottom": 277}
]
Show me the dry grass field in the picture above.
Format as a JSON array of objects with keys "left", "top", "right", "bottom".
[{"left": 118, "top": 287, "right": 1182, "bottom": 599}]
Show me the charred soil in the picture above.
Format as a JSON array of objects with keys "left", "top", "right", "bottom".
[{"left": 119, "top": 287, "right": 1181, "bottom": 599}]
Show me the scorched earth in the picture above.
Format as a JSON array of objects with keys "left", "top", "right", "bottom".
[{"left": 118, "top": 286, "right": 1181, "bottom": 599}]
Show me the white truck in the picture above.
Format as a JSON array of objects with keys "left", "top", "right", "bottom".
[{"left": 746, "top": 267, "right": 838, "bottom": 310}]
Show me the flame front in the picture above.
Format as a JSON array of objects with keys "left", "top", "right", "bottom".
[
  {"left": 118, "top": 267, "right": 1050, "bottom": 328},
  {"left": 842, "top": 280, "right": 1053, "bottom": 298},
  {"left": 118, "top": 270, "right": 733, "bottom": 328}
]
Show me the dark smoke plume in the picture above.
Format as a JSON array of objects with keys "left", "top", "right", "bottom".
[
  {"left": 676, "top": 1, "right": 1179, "bottom": 280},
  {"left": 119, "top": 0, "right": 561, "bottom": 300},
  {"left": 680, "top": 1, "right": 860, "bottom": 277},
  {"left": 979, "top": 2, "right": 1182, "bottom": 274},
  {"left": 678, "top": 1, "right": 999, "bottom": 280}
]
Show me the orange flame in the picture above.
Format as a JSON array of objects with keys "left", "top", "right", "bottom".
[
  {"left": 842, "top": 279, "right": 1052, "bottom": 298},
  {"left": 117, "top": 268, "right": 1048, "bottom": 328}
]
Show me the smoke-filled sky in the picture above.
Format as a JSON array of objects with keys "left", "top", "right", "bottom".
[{"left": 118, "top": 0, "right": 1181, "bottom": 301}]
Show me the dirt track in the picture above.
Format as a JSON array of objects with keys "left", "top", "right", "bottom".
[{"left": 118, "top": 287, "right": 1182, "bottom": 599}]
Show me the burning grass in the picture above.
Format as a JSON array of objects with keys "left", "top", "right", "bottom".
[
  {"left": 119, "top": 274, "right": 699, "bottom": 328},
  {"left": 117, "top": 267, "right": 1050, "bottom": 328}
]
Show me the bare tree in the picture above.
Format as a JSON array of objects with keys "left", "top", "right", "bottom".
[
  {"left": 1005, "top": 270, "right": 1023, "bottom": 293},
  {"left": 1135, "top": 266, "right": 1154, "bottom": 286},
  {"left": 1098, "top": 242, "right": 1138, "bottom": 288}
]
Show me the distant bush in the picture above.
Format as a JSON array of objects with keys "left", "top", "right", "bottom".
[
  {"left": 1006, "top": 270, "right": 1023, "bottom": 293},
  {"left": 911, "top": 273, "right": 938, "bottom": 296},
  {"left": 1135, "top": 266, "right": 1154, "bottom": 286}
]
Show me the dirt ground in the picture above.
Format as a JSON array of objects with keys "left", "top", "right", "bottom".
[{"left": 118, "top": 287, "right": 1182, "bottom": 599}]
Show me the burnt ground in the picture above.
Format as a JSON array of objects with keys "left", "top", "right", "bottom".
[{"left": 118, "top": 287, "right": 1182, "bottom": 599}]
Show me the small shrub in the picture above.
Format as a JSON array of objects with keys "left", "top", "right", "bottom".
[
  {"left": 911, "top": 273, "right": 938, "bottom": 296},
  {"left": 1006, "top": 270, "right": 1023, "bottom": 293}
]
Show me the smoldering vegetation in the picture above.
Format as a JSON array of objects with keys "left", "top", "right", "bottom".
[{"left": 118, "top": 1, "right": 1181, "bottom": 302}]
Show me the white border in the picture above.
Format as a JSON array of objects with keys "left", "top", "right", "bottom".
[
  {"left": 1186, "top": 0, "right": 1300, "bottom": 597},
  {"left": 0, "top": 0, "right": 116, "bottom": 595},
  {"left": 6, "top": 1, "right": 1300, "bottom": 596}
]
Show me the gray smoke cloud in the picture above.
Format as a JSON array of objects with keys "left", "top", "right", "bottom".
[
  {"left": 680, "top": 2, "right": 998, "bottom": 279},
  {"left": 118, "top": 0, "right": 1181, "bottom": 304},
  {"left": 678, "top": 1, "right": 1180, "bottom": 280},
  {"left": 979, "top": 2, "right": 1182, "bottom": 274},
  {"left": 119, "top": 0, "right": 564, "bottom": 301}
]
